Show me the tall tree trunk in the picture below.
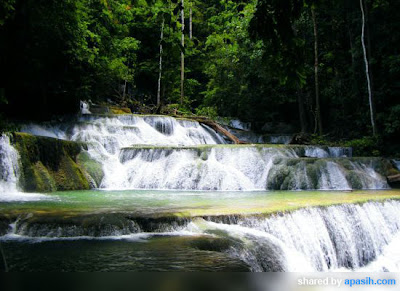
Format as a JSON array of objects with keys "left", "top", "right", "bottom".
[
  {"left": 360, "top": 0, "right": 377, "bottom": 136},
  {"left": 157, "top": 16, "right": 165, "bottom": 107},
  {"left": 311, "top": 6, "right": 322, "bottom": 135},
  {"left": 365, "top": 1, "right": 377, "bottom": 128},
  {"left": 180, "top": 0, "right": 185, "bottom": 105}
]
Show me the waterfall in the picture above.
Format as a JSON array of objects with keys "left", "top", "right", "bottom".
[
  {"left": 18, "top": 115, "right": 389, "bottom": 191},
  {"left": 0, "top": 134, "right": 52, "bottom": 201},
  {"left": 305, "top": 146, "right": 352, "bottom": 158},
  {"left": 116, "top": 146, "right": 386, "bottom": 191},
  {"left": 0, "top": 134, "right": 20, "bottom": 193},
  {"left": 3, "top": 200, "right": 400, "bottom": 272},
  {"left": 198, "top": 200, "right": 400, "bottom": 272},
  {"left": 21, "top": 115, "right": 226, "bottom": 146}
]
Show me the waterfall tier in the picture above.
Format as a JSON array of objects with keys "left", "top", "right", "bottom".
[
  {"left": 15, "top": 114, "right": 392, "bottom": 191},
  {"left": 2, "top": 200, "right": 400, "bottom": 272},
  {"left": 197, "top": 200, "right": 400, "bottom": 271},
  {"left": 115, "top": 145, "right": 385, "bottom": 191},
  {"left": 0, "top": 134, "right": 20, "bottom": 193},
  {"left": 21, "top": 114, "right": 226, "bottom": 146}
]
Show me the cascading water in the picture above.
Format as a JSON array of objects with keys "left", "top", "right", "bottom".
[
  {"left": 0, "top": 134, "right": 50, "bottom": 202},
  {"left": 116, "top": 146, "right": 385, "bottom": 190},
  {"left": 0, "top": 134, "right": 20, "bottom": 193},
  {"left": 1, "top": 113, "right": 398, "bottom": 271},
  {"left": 195, "top": 200, "right": 400, "bottom": 272},
  {"left": 3, "top": 199, "right": 400, "bottom": 272},
  {"left": 21, "top": 115, "right": 226, "bottom": 146},
  {"left": 18, "top": 114, "right": 389, "bottom": 191}
]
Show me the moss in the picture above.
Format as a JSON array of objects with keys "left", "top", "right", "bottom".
[
  {"left": 199, "top": 150, "right": 209, "bottom": 161},
  {"left": 23, "top": 161, "right": 57, "bottom": 192},
  {"left": 306, "top": 164, "right": 319, "bottom": 189},
  {"left": 11, "top": 132, "right": 90, "bottom": 192},
  {"left": 51, "top": 156, "right": 90, "bottom": 191},
  {"left": 345, "top": 171, "right": 363, "bottom": 189},
  {"left": 110, "top": 106, "right": 132, "bottom": 114},
  {"left": 337, "top": 158, "right": 353, "bottom": 170},
  {"left": 267, "top": 166, "right": 290, "bottom": 190},
  {"left": 374, "top": 158, "right": 399, "bottom": 176},
  {"left": 77, "top": 152, "right": 104, "bottom": 188}
]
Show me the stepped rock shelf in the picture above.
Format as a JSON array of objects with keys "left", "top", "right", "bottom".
[
  {"left": 118, "top": 144, "right": 391, "bottom": 191},
  {"left": 1, "top": 191, "right": 400, "bottom": 271},
  {"left": 4, "top": 132, "right": 397, "bottom": 192}
]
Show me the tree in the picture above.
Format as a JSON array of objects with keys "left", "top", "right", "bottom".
[
  {"left": 157, "top": 16, "right": 165, "bottom": 107},
  {"left": 360, "top": 0, "right": 377, "bottom": 136},
  {"left": 180, "top": 0, "right": 185, "bottom": 104}
]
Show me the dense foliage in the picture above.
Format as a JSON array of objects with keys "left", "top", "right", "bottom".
[{"left": 0, "top": 0, "right": 399, "bottom": 144}]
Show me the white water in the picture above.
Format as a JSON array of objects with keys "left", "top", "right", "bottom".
[
  {"left": 0, "top": 134, "right": 19, "bottom": 193},
  {"left": 191, "top": 200, "right": 400, "bottom": 272},
  {"left": 16, "top": 115, "right": 389, "bottom": 191},
  {"left": 116, "top": 146, "right": 386, "bottom": 190},
  {"left": 3, "top": 199, "right": 399, "bottom": 272},
  {"left": 21, "top": 115, "right": 226, "bottom": 146},
  {"left": 0, "top": 134, "right": 50, "bottom": 201},
  {"left": 80, "top": 100, "right": 91, "bottom": 114},
  {"left": 115, "top": 147, "right": 293, "bottom": 190},
  {"left": 305, "top": 146, "right": 352, "bottom": 158},
  {"left": 0, "top": 114, "right": 397, "bottom": 272},
  {"left": 229, "top": 119, "right": 251, "bottom": 131}
]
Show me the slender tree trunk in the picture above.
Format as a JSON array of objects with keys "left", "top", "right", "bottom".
[
  {"left": 360, "top": 0, "right": 377, "bottom": 136},
  {"left": 189, "top": 5, "right": 192, "bottom": 40},
  {"left": 180, "top": 0, "right": 185, "bottom": 105},
  {"left": 365, "top": 1, "right": 377, "bottom": 127},
  {"left": 311, "top": 7, "right": 322, "bottom": 135},
  {"left": 157, "top": 17, "right": 165, "bottom": 107}
]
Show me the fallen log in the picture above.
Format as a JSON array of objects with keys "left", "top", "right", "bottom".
[{"left": 186, "top": 116, "right": 246, "bottom": 144}]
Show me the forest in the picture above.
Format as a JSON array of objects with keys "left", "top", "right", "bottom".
[{"left": 0, "top": 0, "right": 399, "bottom": 152}]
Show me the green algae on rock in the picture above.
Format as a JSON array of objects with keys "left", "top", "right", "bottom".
[
  {"left": 11, "top": 132, "right": 90, "bottom": 192},
  {"left": 77, "top": 151, "right": 104, "bottom": 188}
]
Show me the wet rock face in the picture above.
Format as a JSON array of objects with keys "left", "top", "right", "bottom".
[{"left": 11, "top": 132, "right": 90, "bottom": 192}]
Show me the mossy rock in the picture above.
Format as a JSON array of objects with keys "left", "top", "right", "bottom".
[
  {"left": 306, "top": 164, "right": 320, "bottom": 189},
  {"left": 11, "top": 132, "right": 90, "bottom": 192},
  {"left": 346, "top": 171, "right": 363, "bottom": 189},
  {"left": 77, "top": 152, "right": 104, "bottom": 187},
  {"left": 373, "top": 158, "right": 399, "bottom": 176},
  {"left": 23, "top": 161, "right": 57, "bottom": 192},
  {"left": 110, "top": 106, "right": 132, "bottom": 114},
  {"left": 51, "top": 156, "right": 90, "bottom": 191},
  {"left": 267, "top": 166, "right": 290, "bottom": 190}
]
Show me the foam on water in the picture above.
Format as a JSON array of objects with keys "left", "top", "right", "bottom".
[
  {"left": 200, "top": 200, "right": 400, "bottom": 272},
  {"left": 0, "top": 134, "right": 20, "bottom": 194}
]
